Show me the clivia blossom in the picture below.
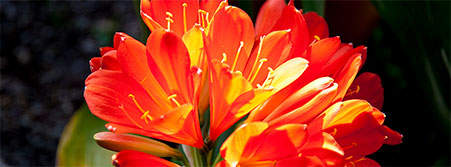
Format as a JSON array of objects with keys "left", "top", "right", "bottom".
[{"left": 84, "top": 0, "right": 402, "bottom": 166}]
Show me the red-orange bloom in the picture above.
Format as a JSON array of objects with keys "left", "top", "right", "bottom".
[{"left": 84, "top": 29, "right": 203, "bottom": 148}]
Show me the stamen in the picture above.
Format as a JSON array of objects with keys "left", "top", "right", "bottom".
[
  {"left": 182, "top": 3, "right": 188, "bottom": 33},
  {"left": 345, "top": 85, "right": 360, "bottom": 96},
  {"left": 314, "top": 35, "right": 321, "bottom": 41},
  {"left": 260, "top": 67, "right": 275, "bottom": 88},
  {"left": 249, "top": 58, "right": 268, "bottom": 83},
  {"left": 128, "top": 94, "right": 153, "bottom": 124},
  {"left": 198, "top": 10, "right": 207, "bottom": 27},
  {"left": 247, "top": 36, "right": 265, "bottom": 81},
  {"left": 167, "top": 94, "right": 181, "bottom": 107},
  {"left": 345, "top": 156, "right": 353, "bottom": 160},
  {"left": 231, "top": 41, "right": 244, "bottom": 71},
  {"left": 166, "top": 12, "right": 174, "bottom": 30},
  {"left": 342, "top": 142, "right": 357, "bottom": 150},
  {"left": 221, "top": 53, "right": 227, "bottom": 63}
]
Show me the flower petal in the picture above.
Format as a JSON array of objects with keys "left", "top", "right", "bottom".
[
  {"left": 271, "top": 4, "right": 309, "bottom": 57},
  {"left": 333, "top": 54, "right": 362, "bottom": 102},
  {"left": 146, "top": 29, "right": 194, "bottom": 105},
  {"left": 112, "top": 150, "right": 180, "bottom": 167},
  {"left": 254, "top": 0, "right": 286, "bottom": 37},
  {"left": 303, "top": 12, "right": 329, "bottom": 42},
  {"left": 206, "top": 5, "right": 255, "bottom": 72},
  {"left": 208, "top": 60, "right": 254, "bottom": 141},
  {"left": 220, "top": 122, "right": 269, "bottom": 167},
  {"left": 344, "top": 72, "right": 384, "bottom": 109}
]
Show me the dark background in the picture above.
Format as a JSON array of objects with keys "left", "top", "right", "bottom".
[{"left": 1, "top": 0, "right": 449, "bottom": 166}]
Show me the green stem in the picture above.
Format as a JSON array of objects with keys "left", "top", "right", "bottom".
[{"left": 211, "top": 153, "right": 223, "bottom": 166}]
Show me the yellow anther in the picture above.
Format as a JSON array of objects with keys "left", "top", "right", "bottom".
[
  {"left": 198, "top": 10, "right": 207, "bottom": 27},
  {"left": 231, "top": 41, "right": 244, "bottom": 71},
  {"left": 331, "top": 128, "right": 338, "bottom": 136},
  {"left": 166, "top": 17, "right": 174, "bottom": 30},
  {"left": 247, "top": 36, "right": 265, "bottom": 81},
  {"left": 128, "top": 94, "right": 153, "bottom": 124},
  {"left": 165, "top": 12, "right": 173, "bottom": 18},
  {"left": 249, "top": 58, "right": 268, "bottom": 83},
  {"left": 167, "top": 94, "right": 181, "bottom": 107},
  {"left": 140, "top": 110, "right": 153, "bottom": 124},
  {"left": 314, "top": 35, "right": 321, "bottom": 41},
  {"left": 182, "top": 3, "right": 188, "bottom": 33},
  {"left": 345, "top": 85, "right": 360, "bottom": 96},
  {"left": 345, "top": 156, "right": 353, "bottom": 160},
  {"left": 258, "top": 67, "right": 275, "bottom": 89},
  {"left": 165, "top": 12, "right": 174, "bottom": 30},
  {"left": 221, "top": 53, "right": 227, "bottom": 63}
]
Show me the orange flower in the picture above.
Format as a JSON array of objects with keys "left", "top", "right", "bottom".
[
  {"left": 84, "top": 29, "right": 203, "bottom": 148},
  {"left": 204, "top": 3, "right": 309, "bottom": 141}
]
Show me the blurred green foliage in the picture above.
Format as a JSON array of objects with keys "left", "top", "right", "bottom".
[{"left": 56, "top": 104, "right": 114, "bottom": 166}]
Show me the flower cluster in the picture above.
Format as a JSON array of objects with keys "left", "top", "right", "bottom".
[{"left": 84, "top": 0, "right": 402, "bottom": 166}]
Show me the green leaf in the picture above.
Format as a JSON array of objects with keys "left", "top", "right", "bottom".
[
  {"left": 301, "top": 0, "right": 325, "bottom": 16},
  {"left": 56, "top": 104, "right": 115, "bottom": 166}
]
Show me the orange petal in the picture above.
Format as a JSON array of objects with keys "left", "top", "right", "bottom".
[
  {"left": 220, "top": 122, "right": 269, "bottom": 167},
  {"left": 333, "top": 54, "right": 362, "bottom": 102},
  {"left": 241, "top": 124, "right": 308, "bottom": 163},
  {"left": 304, "top": 37, "right": 341, "bottom": 73},
  {"left": 84, "top": 70, "right": 164, "bottom": 128},
  {"left": 266, "top": 82, "right": 338, "bottom": 126},
  {"left": 146, "top": 29, "right": 194, "bottom": 105},
  {"left": 344, "top": 72, "right": 384, "bottom": 109},
  {"left": 116, "top": 33, "right": 170, "bottom": 109},
  {"left": 300, "top": 132, "right": 344, "bottom": 166},
  {"left": 208, "top": 60, "right": 254, "bottom": 141},
  {"left": 141, "top": 0, "right": 199, "bottom": 37},
  {"left": 200, "top": 0, "right": 222, "bottom": 20},
  {"left": 243, "top": 30, "right": 295, "bottom": 85},
  {"left": 254, "top": 0, "right": 286, "bottom": 37},
  {"left": 271, "top": 5, "right": 309, "bottom": 57},
  {"left": 344, "top": 156, "right": 380, "bottom": 167},
  {"left": 112, "top": 150, "right": 180, "bottom": 167},
  {"left": 248, "top": 77, "right": 333, "bottom": 123},
  {"left": 100, "top": 50, "right": 120, "bottom": 71},
  {"left": 182, "top": 24, "right": 205, "bottom": 68},
  {"left": 380, "top": 125, "right": 403, "bottom": 145},
  {"left": 303, "top": 12, "right": 329, "bottom": 43},
  {"left": 89, "top": 57, "right": 101, "bottom": 72},
  {"left": 206, "top": 5, "right": 255, "bottom": 72}
]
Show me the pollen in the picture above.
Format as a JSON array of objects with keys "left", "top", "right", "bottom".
[
  {"left": 221, "top": 53, "right": 227, "bottom": 63},
  {"left": 314, "top": 35, "right": 321, "bottom": 41}
]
